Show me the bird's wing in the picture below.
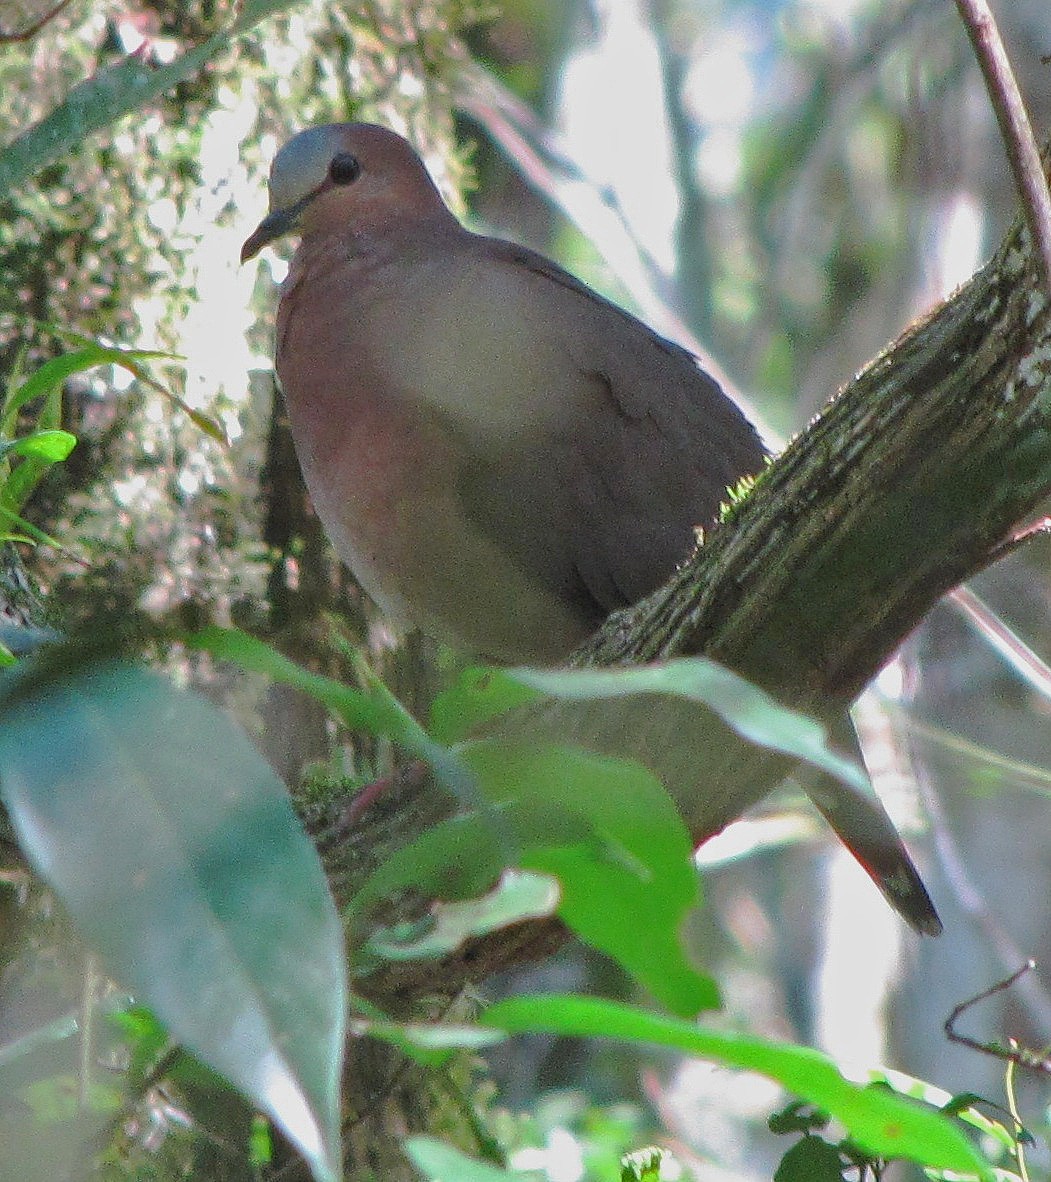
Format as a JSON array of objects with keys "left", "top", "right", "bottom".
[{"left": 468, "top": 239, "right": 767, "bottom": 613}]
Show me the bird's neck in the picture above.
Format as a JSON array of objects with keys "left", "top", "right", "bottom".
[{"left": 292, "top": 210, "right": 468, "bottom": 282}]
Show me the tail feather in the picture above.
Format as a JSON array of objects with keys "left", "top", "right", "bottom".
[{"left": 806, "top": 775, "right": 942, "bottom": 936}]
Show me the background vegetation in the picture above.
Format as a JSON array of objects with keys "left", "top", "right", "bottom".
[{"left": 2, "top": 0, "right": 1051, "bottom": 1179}]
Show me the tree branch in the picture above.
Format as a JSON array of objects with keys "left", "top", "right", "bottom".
[
  {"left": 953, "top": 0, "right": 1051, "bottom": 295},
  {"left": 312, "top": 172, "right": 1051, "bottom": 1005}
]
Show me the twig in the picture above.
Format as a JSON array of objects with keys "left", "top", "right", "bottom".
[
  {"left": 953, "top": 0, "right": 1051, "bottom": 297},
  {"left": 913, "top": 761, "right": 1051, "bottom": 1034},
  {"left": 945, "top": 960, "right": 1051, "bottom": 1071},
  {"left": 949, "top": 581, "right": 1051, "bottom": 703},
  {"left": 0, "top": 0, "right": 75, "bottom": 43}
]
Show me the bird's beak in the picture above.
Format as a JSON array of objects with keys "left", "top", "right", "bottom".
[{"left": 241, "top": 206, "right": 299, "bottom": 263}]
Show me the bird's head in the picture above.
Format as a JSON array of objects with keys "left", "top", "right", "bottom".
[{"left": 241, "top": 122, "right": 449, "bottom": 263}]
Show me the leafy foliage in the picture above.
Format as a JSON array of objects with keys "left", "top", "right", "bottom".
[
  {"left": 0, "top": 632, "right": 1019, "bottom": 1179},
  {"left": 0, "top": 647, "right": 346, "bottom": 1182}
]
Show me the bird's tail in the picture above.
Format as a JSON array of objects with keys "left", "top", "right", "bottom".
[{"left": 804, "top": 770, "right": 942, "bottom": 936}]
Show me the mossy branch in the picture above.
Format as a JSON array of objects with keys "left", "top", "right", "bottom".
[{"left": 311, "top": 180, "right": 1051, "bottom": 1014}]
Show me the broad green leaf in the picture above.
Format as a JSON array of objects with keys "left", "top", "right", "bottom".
[
  {"left": 463, "top": 742, "right": 717, "bottom": 1016},
  {"left": 406, "top": 1137, "right": 540, "bottom": 1181},
  {"left": 0, "top": 430, "right": 77, "bottom": 463},
  {"left": 510, "top": 661, "right": 872, "bottom": 794},
  {"left": 366, "top": 870, "right": 559, "bottom": 962},
  {"left": 0, "top": 0, "right": 299, "bottom": 199},
  {"left": 0, "top": 653, "right": 346, "bottom": 1182},
  {"left": 0, "top": 430, "right": 77, "bottom": 513},
  {"left": 482, "top": 995, "right": 992, "bottom": 1179},
  {"left": 430, "top": 666, "right": 543, "bottom": 744},
  {"left": 355, "top": 741, "right": 716, "bottom": 1016}
]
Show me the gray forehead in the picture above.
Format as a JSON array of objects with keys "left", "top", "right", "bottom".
[{"left": 268, "top": 125, "right": 348, "bottom": 209}]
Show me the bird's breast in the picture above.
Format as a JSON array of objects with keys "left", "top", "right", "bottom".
[{"left": 272, "top": 240, "right": 592, "bottom": 659}]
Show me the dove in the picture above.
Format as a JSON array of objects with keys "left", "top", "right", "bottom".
[
  {"left": 242, "top": 122, "right": 940, "bottom": 935},
  {"left": 241, "top": 123, "right": 766, "bottom": 662}
]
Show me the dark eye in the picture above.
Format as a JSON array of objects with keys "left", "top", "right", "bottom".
[{"left": 328, "top": 152, "right": 361, "bottom": 185}]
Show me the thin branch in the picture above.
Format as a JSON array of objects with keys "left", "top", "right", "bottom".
[
  {"left": 915, "top": 761, "right": 1051, "bottom": 1036},
  {"left": 945, "top": 961, "right": 1051, "bottom": 1072},
  {"left": 953, "top": 0, "right": 1051, "bottom": 296},
  {"left": 949, "top": 582, "right": 1051, "bottom": 702},
  {"left": 0, "top": 0, "right": 75, "bottom": 43}
]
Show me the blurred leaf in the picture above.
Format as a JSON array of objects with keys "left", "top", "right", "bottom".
[
  {"left": 366, "top": 869, "right": 559, "bottom": 962},
  {"left": 192, "top": 625, "right": 485, "bottom": 815},
  {"left": 620, "top": 1147, "right": 664, "bottom": 1182},
  {"left": 506, "top": 661, "right": 872, "bottom": 795},
  {"left": 464, "top": 742, "right": 716, "bottom": 1016},
  {"left": 356, "top": 1020, "right": 504, "bottom": 1068},
  {"left": 192, "top": 624, "right": 397, "bottom": 735},
  {"left": 0, "top": 653, "right": 346, "bottom": 1182},
  {"left": 406, "top": 1137, "right": 538, "bottom": 1181},
  {"left": 0, "top": 430, "right": 77, "bottom": 462},
  {"left": 869, "top": 1067, "right": 1021, "bottom": 1152},
  {"left": 355, "top": 741, "right": 716, "bottom": 1017},
  {"left": 0, "top": 430, "right": 77, "bottom": 514},
  {"left": 249, "top": 1114, "right": 275, "bottom": 1170},
  {"left": 0, "top": 340, "right": 224, "bottom": 449},
  {"left": 884, "top": 703, "right": 1051, "bottom": 797},
  {"left": 774, "top": 1136, "right": 845, "bottom": 1182},
  {"left": 2, "top": 344, "right": 161, "bottom": 429},
  {"left": 481, "top": 995, "right": 993, "bottom": 1178},
  {"left": 0, "top": 1014, "right": 79, "bottom": 1069},
  {"left": 430, "top": 666, "right": 543, "bottom": 744},
  {"left": 0, "top": 501, "right": 62, "bottom": 548},
  {"left": 0, "top": 0, "right": 300, "bottom": 199},
  {"left": 349, "top": 809, "right": 517, "bottom": 927}
]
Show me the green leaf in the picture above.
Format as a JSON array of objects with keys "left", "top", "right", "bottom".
[
  {"left": 353, "top": 738, "right": 715, "bottom": 1015},
  {"left": 355, "top": 737, "right": 714, "bottom": 1016},
  {"left": 481, "top": 995, "right": 993, "bottom": 1179},
  {"left": 0, "top": 430, "right": 78, "bottom": 514},
  {"left": 0, "top": 502, "right": 62, "bottom": 549},
  {"left": 462, "top": 742, "right": 717, "bottom": 1016},
  {"left": 191, "top": 624, "right": 397, "bottom": 736},
  {"left": 355, "top": 1020, "right": 505, "bottom": 1068},
  {"left": 192, "top": 625, "right": 496, "bottom": 830},
  {"left": 349, "top": 809, "right": 515, "bottom": 925},
  {"left": 2, "top": 345, "right": 164, "bottom": 430},
  {"left": 774, "top": 1136, "right": 846, "bottom": 1182},
  {"left": 366, "top": 869, "right": 559, "bottom": 962},
  {"left": 405, "top": 1137, "right": 539, "bottom": 1181},
  {"left": 620, "top": 1147, "right": 665, "bottom": 1182},
  {"left": 507, "top": 661, "right": 872, "bottom": 794},
  {"left": 0, "top": 653, "right": 346, "bottom": 1182},
  {"left": 430, "top": 666, "right": 543, "bottom": 744},
  {"left": 0, "top": 430, "right": 77, "bottom": 463}
]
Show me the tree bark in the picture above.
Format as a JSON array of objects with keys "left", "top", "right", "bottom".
[{"left": 314, "top": 187, "right": 1051, "bottom": 1177}]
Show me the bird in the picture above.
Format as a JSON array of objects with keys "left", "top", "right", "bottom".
[
  {"left": 241, "top": 123, "right": 766, "bottom": 663},
  {"left": 242, "top": 122, "right": 941, "bottom": 936}
]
